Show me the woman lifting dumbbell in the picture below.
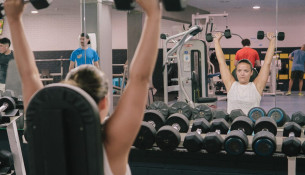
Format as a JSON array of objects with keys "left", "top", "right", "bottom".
[
  {"left": 4, "top": 0, "right": 161, "bottom": 174},
  {"left": 213, "top": 32, "right": 275, "bottom": 114}
]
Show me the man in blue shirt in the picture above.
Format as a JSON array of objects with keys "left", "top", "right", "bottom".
[
  {"left": 69, "top": 33, "right": 100, "bottom": 72},
  {"left": 286, "top": 44, "right": 305, "bottom": 96}
]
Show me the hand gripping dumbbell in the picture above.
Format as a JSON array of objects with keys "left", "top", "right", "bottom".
[
  {"left": 192, "top": 104, "right": 213, "bottom": 122},
  {"left": 257, "top": 31, "right": 285, "bottom": 41},
  {"left": 0, "top": 0, "right": 52, "bottom": 18},
  {"left": 291, "top": 111, "right": 305, "bottom": 127},
  {"left": 229, "top": 109, "right": 246, "bottom": 123},
  {"left": 206, "top": 29, "right": 232, "bottom": 42},
  {"left": 252, "top": 117, "right": 277, "bottom": 156},
  {"left": 203, "top": 118, "right": 230, "bottom": 153},
  {"left": 224, "top": 116, "right": 254, "bottom": 156},
  {"left": 248, "top": 107, "right": 266, "bottom": 123},
  {"left": 281, "top": 122, "right": 302, "bottom": 157},
  {"left": 183, "top": 118, "right": 210, "bottom": 152},
  {"left": 113, "top": 0, "right": 187, "bottom": 11},
  {"left": 0, "top": 97, "right": 16, "bottom": 124},
  {"left": 267, "top": 107, "right": 290, "bottom": 127},
  {"left": 133, "top": 110, "right": 167, "bottom": 149}
]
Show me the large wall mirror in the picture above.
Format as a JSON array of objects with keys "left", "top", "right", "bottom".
[
  {"left": 80, "top": 0, "right": 281, "bottom": 114},
  {"left": 275, "top": 0, "right": 305, "bottom": 117},
  {"left": 3, "top": 0, "right": 304, "bottom": 118}
]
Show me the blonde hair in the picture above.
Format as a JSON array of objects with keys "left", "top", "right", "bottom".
[{"left": 64, "top": 65, "right": 108, "bottom": 103}]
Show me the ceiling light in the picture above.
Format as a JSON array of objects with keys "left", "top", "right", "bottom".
[
  {"left": 31, "top": 11, "right": 39, "bottom": 14},
  {"left": 253, "top": 6, "right": 260, "bottom": 10}
]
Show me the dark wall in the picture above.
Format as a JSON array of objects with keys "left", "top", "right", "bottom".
[{"left": 32, "top": 47, "right": 304, "bottom": 92}]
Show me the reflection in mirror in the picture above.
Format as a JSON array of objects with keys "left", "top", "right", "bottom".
[
  {"left": 275, "top": 0, "right": 305, "bottom": 118},
  {"left": 187, "top": 0, "right": 277, "bottom": 114}
]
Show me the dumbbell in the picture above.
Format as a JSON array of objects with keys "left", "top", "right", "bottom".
[
  {"left": 183, "top": 118, "right": 210, "bottom": 152},
  {"left": 113, "top": 0, "right": 187, "bottom": 11},
  {"left": 257, "top": 31, "right": 285, "bottom": 41},
  {"left": 155, "top": 113, "right": 190, "bottom": 151},
  {"left": 147, "top": 101, "right": 169, "bottom": 117},
  {"left": 212, "top": 109, "right": 229, "bottom": 122},
  {"left": 203, "top": 118, "right": 230, "bottom": 153},
  {"left": 168, "top": 101, "right": 193, "bottom": 118},
  {"left": 229, "top": 109, "right": 246, "bottom": 122},
  {"left": 133, "top": 110, "right": 167, "bottom": 149},
  {"left": 0, "top": 0, "right": 52, "bottom": 18},
  {"left": 224, "top": 116, "right": 254, "bottom": 156},
  {"left": 0, "top": 150, "right": 13, "bottom": 174},
  {"left": 291, "top": 111, "right": 305, "bottom": 127},
  {"left": 252, "top": 117, "right": 277, "bottom": 156},
  {"left": 134, "top": 101, "right": 168, "bottom": 149},
  {"left": 248, "top": 107, "right": 266, "bottom": 123},
  {"left": 281, "top": 122, "right": 302, "bottom": 157},
  {"left": 192, "top": 104, "right": 213, "bottom": 122},
  {"left": 155, "top": 101, "right": 192, "bottom": 151},
  {"left": 206, "top": 29, "right": 232, "bottom": 42},
  {"left": 0, "top": 97, "right": 16, "bottom": 124},
  {"left": 267, "top": 107, "right": 290, "bottom": 127}
]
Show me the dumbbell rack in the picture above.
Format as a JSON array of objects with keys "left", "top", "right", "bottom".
[
  {"left": 145, "top": 127, "right": 305, "bottom": 175},
  {"left": 0, "top": 116, "right": 26, "bottom": 175}
]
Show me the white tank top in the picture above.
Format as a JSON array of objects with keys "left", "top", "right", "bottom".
[
  {"left": 103, "top": 145, "right": 132, "bottom": 175},
  {"left": 227, "top": 81, "right": 261, "bottom": 115}
]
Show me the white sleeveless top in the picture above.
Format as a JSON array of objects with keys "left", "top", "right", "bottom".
[
  {"left": 227, "top": 81, "right": 261, "bottom": 115},
  {"left": 103, "top": 145, "right": 132, "bottom": 175}
]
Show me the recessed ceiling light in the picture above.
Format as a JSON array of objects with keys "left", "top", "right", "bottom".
[
  {"left": 253, "top": 6, "right": 260, "bottom": 10},
  {"left": 31, "top": 11, "right": 39, "bottom": 14}
]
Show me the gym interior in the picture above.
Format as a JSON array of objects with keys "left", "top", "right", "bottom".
[{"left": 0, "top": 0, "right": 305, "bottom": 174}]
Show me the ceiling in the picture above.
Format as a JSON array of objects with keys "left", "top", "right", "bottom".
[{"left": 23, "top": 0, "right": 305, "bottom": 15}]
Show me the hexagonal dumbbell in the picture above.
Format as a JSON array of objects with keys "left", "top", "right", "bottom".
[
  {"left": 267, "top": 107, "right": 290, "bottom": 127},
  {"left": 224, "top": 116, "right": 254, "bottom": 156},
  {"left": 291, "top": 111, "right": 305, "bottom": 127},
  {"left": 192, "top": 104, "right": 213, "bottom": 122},
  {"left": 252, "top": 117, "right": 277, "bottom": 156},
  {"left": 229, "top": 109, "right": 246, "bottom": 123},
  {"left": 248, "top": 107, "right": 266, "bottom": 123},
  {"left": 183, "top": 118, "right": 210, "bottom": 152},
  {"left": 282, "top": 122, "right": 302, "bottom": 157},
  {"left": 133, "top": 110, "right": 166, "bottom": 149},
  {"left": 203, "top": 118, "right": 229, "bottom": 153},
  {"left": 156, "top": 112, "right": 190, "bottom": 151},
  {"left": 212, "top": 109, "right": 229, "bottom": 122}
]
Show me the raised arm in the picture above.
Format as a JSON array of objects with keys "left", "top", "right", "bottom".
[
  {"left": 4, "top": 0, "right": 43, "bottom": 109},
  {"left": 254, "top": 32, "right": 275, "bottom": 94},
  {"left": 214, "top": 32, "right": 235, "bottom": 91},
  {"left": 103, "top": 0, "right": 161, "bottom": 174}
]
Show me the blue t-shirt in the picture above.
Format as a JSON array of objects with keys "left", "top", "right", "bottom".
[
  {"left": 291, "top": 49, "right": 305, "bottom": 71},
  {"left": 70, "top": 48, "right": 100, "bottom": 66}
]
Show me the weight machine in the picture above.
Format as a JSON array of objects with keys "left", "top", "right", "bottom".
[{"left": 162, "top": 25, "right": 219, "bottom": 108}]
